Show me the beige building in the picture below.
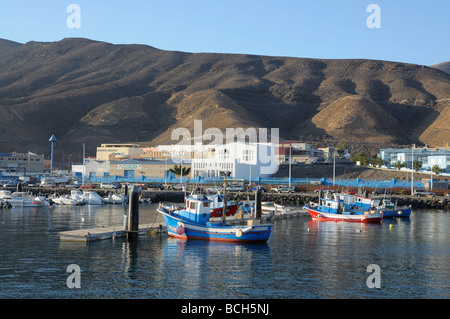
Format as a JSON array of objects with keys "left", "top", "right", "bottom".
[
  {"left": 0, "top": 151, "right": 44, "bottom": 174},
  {"left": 84, "top": 159, "right": 192, "bottom": 179},
  {"left": 96, "top": 144, "right": 143, "bottom": 161}
]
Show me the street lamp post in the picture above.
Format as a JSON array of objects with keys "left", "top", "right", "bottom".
[
  {"left": 49, "top": 135, "right": 57, "bottom": 175},
  {"left": 411, "top": 144, "right": 415, "bottom": 195},
  {"left": 82, "top": 143, "right": 85, "bottom": 186}
]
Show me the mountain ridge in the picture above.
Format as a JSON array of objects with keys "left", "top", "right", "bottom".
[{"left": 0, "top": 37, "right": 449, "bottom": 159}]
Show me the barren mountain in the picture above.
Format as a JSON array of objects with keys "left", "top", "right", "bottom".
[
  {"left": 0, "top": 38, "right": 449, "bottom": 160},
  {"left": 432, "top": 61, "right": 450, "bottom": 74}
]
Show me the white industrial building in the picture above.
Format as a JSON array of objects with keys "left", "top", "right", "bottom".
[
  {"left": 191, "top": 142, "right": 278, "bottom": 179},
  {"left": 380, "top": 146, "right": 450, "bottom": 172}
]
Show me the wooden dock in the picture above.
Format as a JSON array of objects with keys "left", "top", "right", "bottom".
[{"left": 59, "top": 222, "right": 164, "bottom": 242}]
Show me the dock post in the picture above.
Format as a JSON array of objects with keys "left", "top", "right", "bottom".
[
  {"left": 127, "top": 186, "right": 140, "bottom": 240},
  {"left": 254, "top": 187, "right": 262, "bottom": 219}
]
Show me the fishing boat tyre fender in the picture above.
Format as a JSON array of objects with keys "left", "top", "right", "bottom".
[
  {"left": 236, "top": 226, "right": 253, "bottom": 237},
  {"left": 176, "top": 223, "right": 185, "bottom": 235}
]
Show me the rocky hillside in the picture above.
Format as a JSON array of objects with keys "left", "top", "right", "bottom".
[
  {"left": 432, "top": 61, "right": 450, "bottom": 74},
  {"left": 0, "top": 38, "right": 449, "bottom": 159}
]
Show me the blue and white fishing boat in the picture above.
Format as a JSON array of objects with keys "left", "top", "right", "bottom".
[
  {"left": 334, "top": 193, "right": 411, "bottom": 218},
  {"left": 157, "top": 194, "right": 272, "bottom": 243},
  {"left": 377, "top": 198, "right": 412, "bottom": 218}
]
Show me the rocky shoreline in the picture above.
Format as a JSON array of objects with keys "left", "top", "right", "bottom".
[
  {"left": 14, "top": 187, "right": 450, "bottom": 210},
  {"left": 225, "top": 192, "right": 450, "bottom": 211}
]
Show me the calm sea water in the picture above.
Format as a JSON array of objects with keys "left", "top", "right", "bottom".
[{"left": 0, "top": 203, "right": 448, "bottom": 299}]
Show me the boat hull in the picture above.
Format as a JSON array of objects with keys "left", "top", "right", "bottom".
[
  {"left": 8, "top": 200, "right": 44, "bottom": 207},
  {"left": 159, "top": 209, "right": 272, "bottom": 243},
  {"left": 304, "top": 206, "right": 382, "bottom": 223},
  {"left": 209, "top": 203, "right": 240, "bottom": 218},
  {"left": 379, "top": 206, "right": 411, "bottom": 218}
]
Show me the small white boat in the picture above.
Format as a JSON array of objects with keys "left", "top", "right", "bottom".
[
  {"left": 0, "top": 190, "right": 12, "bottom": 200},
  {"left": 261, "top": 202, "right": 275, "bottom": 213},
  {"left": 70, "top": 190, "right": 103, "bottom": 205},
  {"left": 6, "top": 192, "right": 44, "bottom": 207},
  {"left": 51, "top": 194, "right": 86, "bottom": 206},
  {"left": 103, "top": 193, "right": 127, "bottom": 204}
]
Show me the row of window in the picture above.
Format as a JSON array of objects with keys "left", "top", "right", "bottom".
[
  {"left": 0, "top": 158, "right": 41, "bottom": 161},
  {"left": 193, "top": 162, "right": 234, "bottom": 169}
]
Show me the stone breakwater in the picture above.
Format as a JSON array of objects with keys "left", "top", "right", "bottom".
[
  {"left": 226, "top": 193, "right": 450, "bottom": 211},
  {"left": 24, "top": 188, "right": 450, "bottom": 210}
]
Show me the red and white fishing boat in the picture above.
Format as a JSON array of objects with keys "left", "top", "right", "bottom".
[
  {"left": 206, "top": 193, "right": 241, "bottom": 217},
  {"left": 304, "top": 196, "right": 382, "bottom": 223}
]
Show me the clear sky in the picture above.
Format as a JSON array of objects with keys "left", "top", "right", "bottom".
[{"left": 0, "top": 0, "right": 449, "bottom": 66}]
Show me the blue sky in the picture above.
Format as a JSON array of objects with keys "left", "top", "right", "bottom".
[{"left": 0, "top": 0, "right": 449, "bottom": 66}]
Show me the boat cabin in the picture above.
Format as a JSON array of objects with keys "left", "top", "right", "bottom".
[
  {"left": 334, "top": 193, "right": 380, "bottom": 211},
  {"left": 206, "top": 193, "right": 223, "bottom": 208},
  {"left": 318, "top": 197, "right": 343, "bottom": 214},
  {"left": 178, "top": 194, "right": 212, "bottom": 224}
]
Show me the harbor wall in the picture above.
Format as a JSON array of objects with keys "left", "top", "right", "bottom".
[{"left": 9, "top": 187, "right": 450, "bottom": 210}]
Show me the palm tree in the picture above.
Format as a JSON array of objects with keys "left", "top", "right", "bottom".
[
  {"left": 413, "top": 160, "right": 422, "bottom": 172},
  {"left": 336, "top": 140, "right": 347, "bottom": 159},
  {"left": 370, "top": 155, "right": 385, "bottom": 167},
  {"left": 168, "top": 165, "right": 191, "bottom": 177},
  {"left": 393, "top": 160, "right": 406, "bottom": 170},
  {"left": 431, "top": 164, "right": 443, "bottom": 175}
]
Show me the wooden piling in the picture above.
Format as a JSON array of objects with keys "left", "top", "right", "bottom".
[
  {"left": 254, "top": 187, "right": 262, "bottom": 219},
  {"left": 127, "top": 186, "right": 140, "bottom": 240}
]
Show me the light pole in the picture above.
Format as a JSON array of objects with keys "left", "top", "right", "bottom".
[
  {"left": 411, "top": 144, "right": 415, "bottom": 195},
  {"left": 49, "top": 134, "right": 57, "bottom": 175},
  {"left": 82, "top": 143, "right": 85, "bottom": 186}
]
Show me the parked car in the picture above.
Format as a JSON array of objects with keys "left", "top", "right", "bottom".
[
  {"left": 342, "top": 189, "right": 358, "bottom": 195},
  {"left": 23, "top": 181, "right": 37, "bottom": 187},
  {"left": 143, "top": 183, "right": 164, "bottom": 190},
  {"left": 40, "top": 181, "right": 56, "bottom": 188},
  {"left": 206, "top": 187, "right": 222, "bottom": 193},
  {"left": 2, "top": 181, "right": 18, "bottom": 188},
  {"left": 446, "top": 193, "right": 450, "bottom": 197},
  {"left": 64, "top": 183, "right": 80, "bottom": 188},
  {"left": 413, "top": 189, "right": 435, "bottom": 197},
  {"left": 372, "top": 189, "right": 396, "bottom": 195},
  {"left": 272, "top": 185, "right": 296, "bottom": 193},
  {"left": 226, "top": 184, "right": 245, "bottom": 192},
  {"left": 314, "top": 188, "right": 335, "bottom": 193},
  {"left": 248, "top": 186, "right": 267, "bottom": 192},
  {"left": 100, "top": 182, "right": 119, "bottom": 189},
  {"left": 171, "top": 184, "right": 185, "bottom": 190},
  {"left": 80, "top": 184, "right": 95, "bottom": 189}
]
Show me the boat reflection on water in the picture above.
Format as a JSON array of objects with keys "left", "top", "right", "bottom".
[{"left": 161, "top": 237, "right": 271, "bottom": 297}]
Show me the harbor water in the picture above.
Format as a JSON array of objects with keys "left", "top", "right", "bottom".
[{"left": 0, "top": 204, "right": 448, "bottom": 299}]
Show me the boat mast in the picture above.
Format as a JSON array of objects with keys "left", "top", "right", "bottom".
[{"left": 222, "top": 172, "right": 228, "bottom": 224}]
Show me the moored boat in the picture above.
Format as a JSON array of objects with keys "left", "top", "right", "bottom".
[
  {"left": 103, "top": 193, "right": 127, "bottom": 204},
  {"left": 377, "top": 199, "right": 412, "bottom": 218},
  {"left": 6, "top": 192, "right": 45, "bottom": 207},
  {"left": 304, "top": 196, "right": 382, "bottom": 223},
  {"left": 158, "top": 194, "right": 272, "bottom": 243},
  {"left": 70, "top": 190, "right": 103, "bottom": 205},
  {"left": 206, "top": 193, "right": 241, "bottom": 217},
  {"left": 51, "top": 194, "right": 86, "bottom": 206},
  {"left": 334, "top": 193, "right": 411, "bottom": 218}
]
